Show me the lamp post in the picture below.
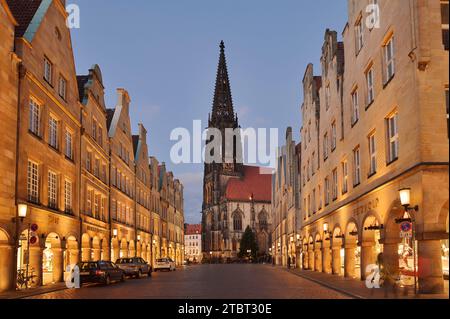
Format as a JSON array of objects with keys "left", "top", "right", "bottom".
[
  {"left": 396, "top": 188, "right": 419, "bottom": 295},
  {"left": 209, "top": 251, "right": 213, "bottom": 264},
  {"left": 14, "top": 204, "right": 29, "bottom": 290}
]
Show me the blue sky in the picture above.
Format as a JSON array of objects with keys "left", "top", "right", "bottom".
[{"left": 69, "top": 0, "right": 348, "bottom": 224}]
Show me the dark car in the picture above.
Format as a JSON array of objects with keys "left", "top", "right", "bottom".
[
  {"left": 78, "top": 261, "right": 125, "bottom": 285},
  {"left": 115, "top": 257, "right": 152, "bottom": 278}
]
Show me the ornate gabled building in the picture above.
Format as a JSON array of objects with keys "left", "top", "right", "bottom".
[{"left": 201, "top": 42, "right": 272, "bottom": 260}]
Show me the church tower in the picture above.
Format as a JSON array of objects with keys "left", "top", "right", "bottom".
[{"left": 203, "top": 41, "right": 243, "bottom": 210}]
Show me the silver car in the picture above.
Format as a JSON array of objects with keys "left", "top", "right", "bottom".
[
  {"left": 154, "top": 258, "right": 176, "bottom": 272},
  {"left": 115, "top": 257, "right": 152, "bottom": 278}
]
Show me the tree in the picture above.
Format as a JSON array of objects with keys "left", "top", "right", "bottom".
[{"left": 238, "top": 226, "right": 259, "bottom": 261}]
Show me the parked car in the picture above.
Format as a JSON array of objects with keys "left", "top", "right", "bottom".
[
  {"left": 78, "top": 261, "right": 125, "bottom": 285},
  {"left": 115, "top": 257, "right": 152, "bottom": 278},
  {"left": 154, "top": 258, "right": 176, "bottom": 272}
]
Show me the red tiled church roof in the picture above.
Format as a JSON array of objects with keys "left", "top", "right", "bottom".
[
  {"left": 225, "top": 165, "right": 272, "bottom": 202},
  {"left": 185, "top": 224, "right": 202, "bottom": 235}
]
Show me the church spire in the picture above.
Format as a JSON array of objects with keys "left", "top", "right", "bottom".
[{"left": 210, "top": 41, "right": 236, "bottom": 126}]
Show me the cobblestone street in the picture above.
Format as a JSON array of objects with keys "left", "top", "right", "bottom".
[{"left": 25, "top": 265, "right": 351, "bottom": 299}]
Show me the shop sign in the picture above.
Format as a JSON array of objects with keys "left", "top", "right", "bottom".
[{"left": 353, "top": 198, "right": 380, "bottom": 217}]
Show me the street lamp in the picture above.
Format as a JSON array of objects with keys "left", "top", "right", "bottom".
[
  {"left": 137, "top": 234, "right": 141, "bottom": 242},
  {"left": 396, "top": 188, "right": 419, "bottom": 294},
  {"left": 18, "top": 204, "right": 28, "bottom": 220},
  {"left": 113, "top": 229, "right": 118, "bottom": 238}
]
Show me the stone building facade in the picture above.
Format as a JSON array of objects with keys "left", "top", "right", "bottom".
[
  {"left": 0, "top": 0, "right": 185, "bottom": 292},
  {"left": 271, "top": 128, "right": 301, "bottom": 267},
  {"left": 202, "top": 42, "right": 272, "bottom": 260},
  {"left": 298, "top": 0, "right": 449, "bottom": 294},
  {"left": 0, "top": 0, "right": 19, "bottom": 292},
  {"left": 185, "top": 224, "right": 202, "bottom": 263}
]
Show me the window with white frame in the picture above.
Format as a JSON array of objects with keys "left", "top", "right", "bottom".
[
  {"left": 446, "top": 88, "right": 449, "bottom": 138},
  {"left": 332, "top": 169, "right": 338, "bottom": 200},
  {"left": 353, "top": 147, "right": 361, "bottom": 186},
  {"left": 369, "top": 132, "right": 377, "bottom": 175},
  {"left": 331, "top": 122, "right": 337, "bottom": 151},
  {"left": 94, "top": 158, "right": 100, "bottom": 177},
  {"left": 366, "top": 67, "right": 375, "bottom": 105},
  {"left": 65, "top": 130, "right": 73, "bottom": 159},
  {"left": 29, "top": 99, "right": 41, "bottom": 136},
  {"left": 48, "top": 115, "right": 59, "bottom": 149},
  {"left": 355, "top": 16, "right": 364, "bottom": 53},
  {"left": 86, "top": 189, "right": 92, "bottom": 214},
  {"left": 64, "top": 179, "right": 72, "bottom": 213},
  {"left": 312, "top": 188, "right": 316, "bottom": 214},
  {"left": 324, "top": 177, "right": 330, "bottom": 206},
  {"left": 98, "top": 127, "right": 103, "bottom": 147},
  {"left": 384, "top": 36, "right": 395, "bottom": 83},
  {"left": 325, "top": 84, "right": 330, "bottom": 110},
  {"left": 92, "top": 119, "right": 97, "bottom": 141},
  {"left": 94, "top": 194, "right": 100, "bottom": 218},
  {"left": 307, "top": 194, "right": 311, "bottom": 217},
  {"left": 351, "top": 89, "right": 359, "bottom": 125},
  {"left": 86, "top": 152, "right": 92, "bottom": 172},
  {"left": 48, "top": 171, "right": 58, "bottom": 209},
  {"left": 387, "top": 112, "right": 399, "bottom": 162},
  {"left": 58, "top": 76, "right": 67, "bottom": 100},
  {"left": 342, "top": 161, "right": 348, "bottom": 194},
  {"left": 44, "top": 57, "right": 53, "bottom": 84},
  {"left": 318, "top": 184, "right": 322, "bottom": 210},
  {"left": 27, "top": 160, "right": 39, "bottom": 203},
  {"left": 442, "top": 1, "right": 449, "bottom": 50},
  {"left": 323, "top": 133, "right": 329, "bottom": 160}
]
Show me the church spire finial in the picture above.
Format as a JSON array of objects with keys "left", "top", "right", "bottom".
[{"left": 210, "top": 40, "right": 236, "bottom": 126}]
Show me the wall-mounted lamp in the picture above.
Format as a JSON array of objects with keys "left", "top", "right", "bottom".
[
  {"left": 137, "top": 235, "right": 141, "bottom": 241},
  {"left": 113, "top": 229, "right": 118, "bottom": 237},
  {"left": 18, "top": 204, "right": 28, "bottom": 220}
]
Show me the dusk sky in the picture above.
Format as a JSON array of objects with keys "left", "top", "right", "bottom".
[{"left": 69, "top": 0, "right": 348, "bottom": 224}]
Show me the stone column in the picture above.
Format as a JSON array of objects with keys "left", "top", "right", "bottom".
[
  {"left": 314, "top": 248, "right": 322, "bottom": 272},
  {"left": 113, "top": 247, "right": 120, "bottom": 262},
  {"left": 361, "top": 242, "right": 376, "bottom": 280},
  {"left": 308, "top": 249, "right": 314, "bottom": 271},
  {"left": 82, "top": 248, "right": 91, "bottom": 262},
  {"left": 0, "top": 244, "right": 15, "bottom": 292},
  {"left": 383, "top": 242, "right": 399, "bottom": 286},
  {"left": 332, "top": 247, "right": 341, "bottom": 275},
  {"left": 92, "top": 248, "right": 101, "bottom": 261},
  {"left": 68, "top": 249, "right": 79, "bottom": 266},
  {"left": 418, "top": 239, "right": 444, "bottom": 294},
  {"left": 322, "top": 247, "right": 332, "bottom": 274},
  {"left": 52, "top": 248, "right": 64, "bottom": 283},
  {"left": 344, "top": 246, "right": 355, "bottom": 278},
  {"left": 28, "top": 246, "right": 43, "bottom": 287},
  {"left": 103, "top": 247, "right": 110, "bottom": 261}
]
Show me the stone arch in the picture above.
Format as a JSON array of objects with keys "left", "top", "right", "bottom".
[
  {"left": 81, "top": 233, "right": 91, "bottom": 262},
  {"left": 111, "top": 237, "right": 120, "bottom": 262},
  {"left": 120, "top": 239, "right": 129, "bottom": 258},
  {"left": 0, "top": 227, "right": 12, "bottom": 244},
  {"left": 92, "top": 236, "right": 101, "bottom": 261},
  {"left": 344, "top": 221, "right": 360, "bottom": 279},
  {"left": 42, "top": 232, "right": 62, "bottom": 285},
  {"left": 438, "top": 200, "right": 449, "bottom": 232},
  {"left": 314, "top": 233, "right": 323, "bottom": 272},
  {"left": 361, "top": 212, "right": 383, "bottom": 242},
  {"left": 383, "top": 199, "right": 408, "bottom": 244}
]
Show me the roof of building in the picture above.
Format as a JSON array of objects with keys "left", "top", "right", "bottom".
[
  {"left": 7, "top": 0, "right": 53, "bottom": 42},
  {"left": 106, "top": 108, "right": 115, "bottom": 131},
  {"left": 185, "top": 224, "right": 202, "bottom": 235},
  {"left": 76, "top": 75, "right": 89, "bottom": 103},
  {"left": 225, "top": 165, "right": 272, "bottom": 202}
]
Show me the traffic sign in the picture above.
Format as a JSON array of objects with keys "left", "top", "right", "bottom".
[
  {"left": 400, "top": 222, "right": 412, "bottom": 232},
  {"left": 30, "top": 224, "right": 38, "bottom": 232}
]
